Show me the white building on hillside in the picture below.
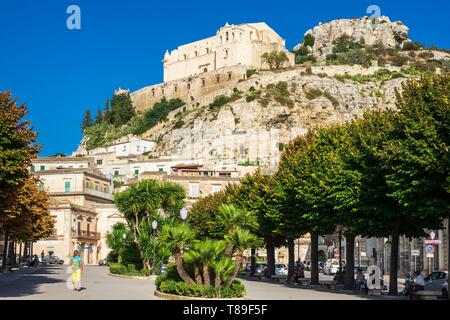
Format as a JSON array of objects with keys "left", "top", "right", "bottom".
[{"left": 85, "top": 136, "right": 156, "bottom": 158}]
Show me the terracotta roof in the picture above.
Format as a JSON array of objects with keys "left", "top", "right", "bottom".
[{"left": 33, "top": 157, "right": 94, "bottom": 162}]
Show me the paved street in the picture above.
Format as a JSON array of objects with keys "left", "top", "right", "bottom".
[
  {"left": 0, "top": 266, "right": 376, "bottom": 300},
  {"left": 0, "top": 265, "right": 160, "bottom": 300}
]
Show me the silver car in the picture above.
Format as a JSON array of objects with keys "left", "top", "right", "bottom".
[
  {"left": 275, "top": 263, "right": 288, "bottom": 276},
  {"left": 424, "top": 271, "right": 448, "bottom": 293}
]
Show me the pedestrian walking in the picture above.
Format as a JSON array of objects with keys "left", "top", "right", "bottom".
[
  {"left": 298, "top": 260, "right": 305, "bottom": 278},
  {"left": 413, "top": 271, "right": 425, "bottom": 292},
  {"left": 354, "top": 268, "right": 365, "bottom": 294},
  {"left": 70, "top": 250, "right": 84, "bottom": 292},
  {"left": 402, "top": 271, "right": 414, "bottom": 298},
  {"left": 40, "top": 250, "right": 45, "bottom": 262}
]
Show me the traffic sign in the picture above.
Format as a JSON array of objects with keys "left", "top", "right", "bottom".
[
  {"left": 411, "top": 250, "right": 420, "bottom": 256},
  {"left": 426, "top": 253, "right": 434, "bottom": 258},
  {"left": 425, "top": 245, "right": 434, "bottom": 254},
  {"left": 424, "top": 240, "right": 441, "bottom": 245}
]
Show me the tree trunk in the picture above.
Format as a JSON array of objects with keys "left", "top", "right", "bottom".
[
  {"left": 194, "top": 269, "right": 203, "bottom": 285},
  {"left": 2, "top": 230, "right": 9, "bottom": 271},
  {"left": 389, "top": 223, "right": 400, "bottom": 296},
  {"left": 344, "top": 234, "right": 356, "bottom": 290},
  {"left": 226, "top": 253, "right": 243, "bottom": 288},
  {"left": 214, "top": 275, "right": 221, "bottom": 289},
  {"left": 203, "top": 264, "right": 210, "bottom": 287},
  {"left": 265, "top": 236, "right": 275, "bottom": 278},
  {"left": 310, "top": 231, "right": 319, "bottom": 285},
  {"left": 287, "top": 238, "right": 295, "bottom": 282},
  {"left": 19, "top": 242, "right": 22, "bottom": 264},
  {"left": 447, "top": 217, "right": 449, "bottom": 300},
  {"left": 31, "top": 242, "right": 33, "bottom": 257},
  {"left": 224, "top": 244, "right": 234, "bottom": 257},
  {"left": 10, "top": 237, "right": 16, "bottom": 267},
  {"left": 250, "top": 247, "right": 256, "bottom": 276},
  {"left": 174, "top": 248, "right": 196, "bottom": 285}
]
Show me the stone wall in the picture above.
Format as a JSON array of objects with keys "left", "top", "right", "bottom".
[{"left": 131, "top": 65, "right": 248, "bottom": 113}]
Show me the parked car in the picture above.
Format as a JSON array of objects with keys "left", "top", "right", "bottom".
[
  {"left": 442, "top": 281, "right": 448, "bottom": 299},
  {"left": 424, "top": 271, "right": 448, "bottom": 293},
  {"left": 42, "top": 255, "right": 64, "bottom": 265},
  {"left": 98, "top": 259, "right": 108, "bottom": 266},
  {"left": 255, "top": 263, "right": 267, "bottom": 274},
  {"left": 245, "top": 262, "right": 251, "bottom": 271},
  {"left": 323, "top": 259, "right": 346, "bottom": 275},
  {"left": 275, "top": 263, "right": 288, "bottom": 276}
]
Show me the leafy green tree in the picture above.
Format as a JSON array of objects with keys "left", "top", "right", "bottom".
[
  {"left": 237, "top": 170, "right": 284, "bottom": 277},
  {"left": 81, "top": 109, "right": 94, "bottom": 132},
  {"left": 262, "top": 51, "right": 289, "bottom": 69},
  {"left": 0, "top": 92, "right": 40, "bottom": 271},
  {"left": 106, "top": 222, "right": 130, "bottom": 263},
  {"left": 111, "top": 92, "right": 135, "bottom": 127}
]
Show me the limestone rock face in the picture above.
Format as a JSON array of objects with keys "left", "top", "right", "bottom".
[{"left": 295, "top": 16, "right": 410, "bottom": 62}]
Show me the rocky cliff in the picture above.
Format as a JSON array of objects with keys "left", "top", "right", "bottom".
[{"left": 294, "top": 16, "right": 410, "bottom": 62}]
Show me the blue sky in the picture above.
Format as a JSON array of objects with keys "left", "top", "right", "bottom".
[{"left": 0, "top": 0, "right": 448, "bottom": 156}]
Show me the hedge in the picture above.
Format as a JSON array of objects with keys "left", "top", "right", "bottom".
[
  {"left": 156, "top": 278, "right": 245, "bottom": 298},
  {"left": 109, "top": 263, "right": 150, "bottom": 277}
]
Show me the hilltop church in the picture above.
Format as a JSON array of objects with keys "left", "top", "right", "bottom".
[{"left": 131, "top": 22, "right": 294, "bottom": 112}]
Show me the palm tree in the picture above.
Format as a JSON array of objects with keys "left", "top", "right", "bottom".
[
  {"left": 224, "top": 227, "right": 261, "bottom": 287},
  {"left": 184, "top": 239, "right": 227, "bottom": 287},
  {"left": 216, "top": 204, "right": 258, "bottom": 256},
  {"left": 210, "top": 257, "right": 234, "bottom": 291},
  {"left": 160, "top": 223, "right": 196, "bottom": 285}
]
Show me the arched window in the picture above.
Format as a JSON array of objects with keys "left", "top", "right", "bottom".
[
  {"left": 195, "top": 51, "right": 198, "bottom": 57},
  {"left": 206, "top": 48, "right": 210, "bottom": 54},
  {"left": 183, "top": 54, "right": 187, "bottom": 60},
  {"left": 232, "top": 33, "right": 235, "bottom": 41},
  {"left": 152, "top": 88, "right": 155, "bottom": 97},
  {"left": 162, "top": 88, "right": 164, "bottom": 95},
  {"left": 174, "top": 85, "right": 177, "bottom": 92},
  {"left": 225, "top": 49, "right": 228, "bottom": 58},
  {"left": 216, "top": 75, "right": 220, "bottom": 83},
  {"left": 201, "top": 79, "right": 206, "bottom": 87},
  {"left": 226, "top": 31, "right": 229, "bottom": 42},
  {"left": 228, "top": 72, "right": 232, "bottom": 81}
]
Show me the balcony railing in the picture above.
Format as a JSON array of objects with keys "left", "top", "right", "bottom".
[{"left": 71, "top": 229, "right": 101, "bottom": 241}]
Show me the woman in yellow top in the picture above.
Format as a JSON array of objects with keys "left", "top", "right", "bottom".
[{"left": 69, "top": 250, "right": 84, "bottom": 291}]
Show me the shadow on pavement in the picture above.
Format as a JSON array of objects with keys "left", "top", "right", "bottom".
[{"left": 0, "top": 266, "right": 65, "bottom": 298}]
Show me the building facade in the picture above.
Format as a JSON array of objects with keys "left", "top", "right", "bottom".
[{"left": 31, "top": 161, "right": 119, "bottom": 265}]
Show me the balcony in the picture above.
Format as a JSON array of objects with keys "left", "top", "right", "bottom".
[
  {"left": 84, "top": 188, "right": 113, "bottom": 200},
  {"left": 71, "top": 229, "right": 101, "bottom": 241}
]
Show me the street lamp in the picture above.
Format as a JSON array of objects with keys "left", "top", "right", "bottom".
[
  {"left": 335, "top": 225, "right": 344, "bottom": 273},
  {"left": 151, "top": 220, "right": 158, "bottom": 275},
  {"left": 122, "top": 233, "right": 127, "bottom": 240},
  {"left": 180, "top": 207, "right": 188, "bottom": 221}
]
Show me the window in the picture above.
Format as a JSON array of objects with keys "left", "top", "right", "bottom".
[
  {"left": 225, "top": 49, "right": 228, "bottom": 58},
  {"left": 31, "top": 165, "right": 35, "bottom": 172},
  {"left": 152, "top": 89, "right": 155, "bottom": 97},
  {"left": 159, "top": 168, "right": 164, "bottom": 172},
  {"left": 206, "top": 48, "right": 210, "bottom": 54},
  {"left": 212, "top": 185, "right": 221, "bottom": 194},
  {"left": 114, "top": 170, "right": 120, "bottom": 176},
  {"left": 194, "top": 51, "right": 198, "bottom": 57},
  {"left": 64, "top": 181, "right": 71, "bottom": 193},
  {"left": 134, "top": 169, "right": 139, "bottom": 176},
  {"left": 228, "top": 73, "right": 232, "bottom": 80},
  {"left": 77, "top": 222, "right": 81, "bottom": 233},
  {"left": 95, "top": 182, "right": 99, "bottom": 192},
  {"left": 40, "top": 165, "right": 45, "bottom": 171},
  {"left": 216, "top": 75, "right": 220, "bottom": 83},
  {"left": 87, "top": 223, "right": 90, "bottom": 233},
  {"left": 187, "top": 83, "right": 191, "bottom": 90},
  {"left": 123, "top": 145, "right": 126, "bottom": 151},
  {"left": 183, "top": 54, "right": 187, "bottom": 60},
  {"left": 103, "top": 185, "right": 108, "bottom": 193},
  {"left": 174, "top": 85, "right": 177, "bottom": 92},
  {"left": 226, "top": 31, "right": 229, "bottom": 41},
  {"left": 162, "top": 88, "right": 164, "bottom": 95},
  {"left": 189, "top": 183, "right": 199, "bottom": 198},
  {"left": 96, "top": 160, "right": 103, "bottom": 165},
  {"left": 201, "top": 79, "right": 206, "bottom": 87},
  {"left": 85, "top": 180, "right": 91, "bottom": 189},
  {"left": 137, "top": 145, "right": 140, "bottom": 152}
]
